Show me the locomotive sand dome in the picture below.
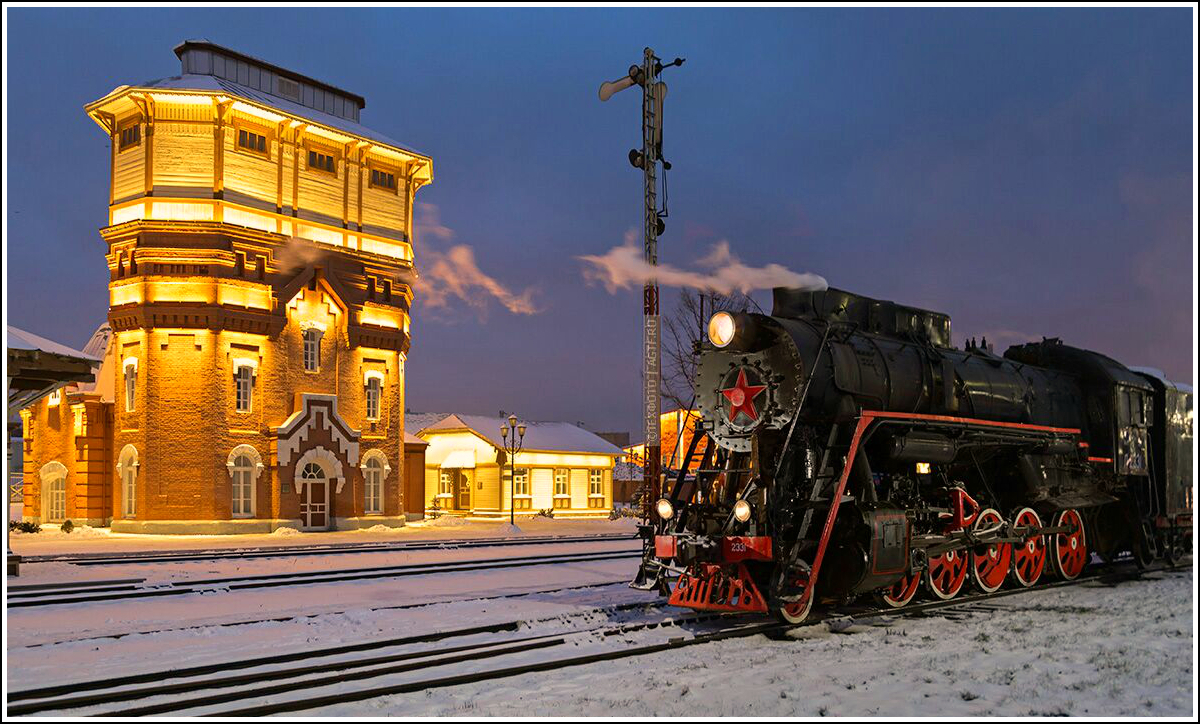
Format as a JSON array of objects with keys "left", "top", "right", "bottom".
[{"left": 635, "top": 286, "right": 1192, "bottom": 622}]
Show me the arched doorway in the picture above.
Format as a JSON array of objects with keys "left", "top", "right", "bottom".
[
  {"left": 298, "top": 461, "right": 330, "bottom": 530},
  {"left": 39, "top": 461, "right": 69, "bottom": 524}
]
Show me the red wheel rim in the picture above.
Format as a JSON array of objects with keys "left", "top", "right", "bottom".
[
  {"left": 778, "top": 573, "right": 813, "bottom": 623},
  {"left": 925, "top": 549, "right": 968, "bottom": 599},
  {"left": 1010, "top": 507, "right": 1046, "bottom": 587},
  {"left": 1052, "top": 509, "right": 1087, "bottom": 580},
  {"left": 970, "top": 508, "right": 1012, "bottom": 593},
  {"left": 880, "top": 571, "right": 920, "bottom": 608}
]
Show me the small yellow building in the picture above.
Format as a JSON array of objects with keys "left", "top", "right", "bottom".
[{"left": 414, "top": 414, "right": 623, "bottom": 518}]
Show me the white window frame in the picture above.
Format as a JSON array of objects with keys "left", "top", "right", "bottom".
[
  {"left": 553, "top": 468, "right": 569, "bottom": 497},
  {"left": 589, "top": 469, "right": 603, "bottom": 496},
  {"left": 364, "top": 458, "right": 383, "bottom": 514},
  {"left": 123, "top": 358, "right": 138, "bottom": 412},
  {"left": 235, "top": 364, "right": 255, "bottom": 413},
  {"left": 117, "top": 444, "right": 139, "bottom": 519},
  {"left": 230, "top": 454, "right": 255, "bottom": 517},
  {"left": 513, "top": 467, "right": 530, "bottom": 497},
  {"left": 302, "top": 328, "right": 322, "bottom": 372},
  {"left": 226, "top": 444, "right": 264, "bottom": 519},
  {"left": 365, "top": 375, "right": 382, "bottom": 421}
]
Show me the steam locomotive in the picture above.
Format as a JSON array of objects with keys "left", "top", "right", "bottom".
[{"left": 633, "top": 287, "right": 1193, "bottom": 622}]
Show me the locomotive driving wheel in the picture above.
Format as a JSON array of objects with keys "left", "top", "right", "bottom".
[
  {"left": 924, "top": 549, "right": 968, "bottom": 600},
  {"left": 969, "top": 508, "right": 1012, "bottom": 593},
  {"left": 1050, "top": 508, "right": 1088, "bottom": 580},
  {"left": 877, "top": 570, "right": 921, "bottom": 608},
  {"left": 777, "top": 574, "right": 815, "bottom": 624},
  {"left": 1009, "top": 507, "right": 1046, "bottom": 587}
]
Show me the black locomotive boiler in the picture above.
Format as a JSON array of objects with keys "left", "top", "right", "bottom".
[{"left": 634, "top": 287, "right": 1193, "bottom": 622}]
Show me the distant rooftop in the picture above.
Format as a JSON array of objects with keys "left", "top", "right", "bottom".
[
  {"left": 417, "top": 413, "right": 625, "bottom": 456},
  {"left": 175, "top": 39, "right": 365, "bottom": 122}
]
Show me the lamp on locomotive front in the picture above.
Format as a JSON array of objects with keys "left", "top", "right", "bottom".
[{"left": 708, "top": 311, "right": 736, "bottom": 348}]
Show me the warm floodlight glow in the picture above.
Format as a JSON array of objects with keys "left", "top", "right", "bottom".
[
  {"left": 733, "top": 499, "right": 752, "bottom": 523},
  {"left": 916, "top": 462, "right": 932, "bottom": 475},
  {"left": 656, "top": 498, "right": 674, "bottom": 520}
]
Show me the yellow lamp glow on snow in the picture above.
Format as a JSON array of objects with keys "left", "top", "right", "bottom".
[{"left": 708, "top": 311, "right": 736, "bottom": 348}]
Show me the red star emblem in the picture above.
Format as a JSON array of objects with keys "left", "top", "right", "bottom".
[{"left": 720, "top": 368, "right": 767, "bottom": 424}]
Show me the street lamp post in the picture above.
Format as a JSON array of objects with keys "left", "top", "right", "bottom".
[{"left": 500, "top": 414, "right": 526, "bottom": 526}]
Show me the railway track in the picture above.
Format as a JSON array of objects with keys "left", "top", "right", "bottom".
[
  {"left": 6, "top": 549, "right": 642, "bottom": 609},
  {"left": 8, "top": 560, "right": 1183, "bottom": 716},
  {"left": 19, "top": 532, "right": 638, "bottom": 566}
]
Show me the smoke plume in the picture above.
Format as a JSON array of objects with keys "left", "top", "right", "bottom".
[
  {"left": 579, "top": 231, "right": 828, "bottom": 295},
  {"left": 415, "top": 203, "right": 540, "bottom": 316}
]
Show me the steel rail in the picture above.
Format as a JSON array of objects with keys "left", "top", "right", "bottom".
[
  {"left": 7, "top": 602, "right": 709, "bottom": 716},
  {"left": 6, "top": 549, "right": 643, "bottom": 609},
  {"left": 9, "top": 560, "right": 1185, "bottom": 716},
  {"left": 20, "top": 532, "right": 638, "bottom": 566}
]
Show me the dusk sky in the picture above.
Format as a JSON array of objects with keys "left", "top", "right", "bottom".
[{"left": 5, "top": 7, "right": 1194, "bottom": 436}]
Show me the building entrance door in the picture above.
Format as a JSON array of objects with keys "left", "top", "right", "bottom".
[
  {"left": 300, "top": 462, "right": 329, "bottom": 530},
  {"left": 456, "top": 471, "right": 471, "bottom": 511}
]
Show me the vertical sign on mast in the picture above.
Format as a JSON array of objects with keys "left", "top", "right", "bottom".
[{"left": 599, "top": 47, "right": 683, "bottom": 519}]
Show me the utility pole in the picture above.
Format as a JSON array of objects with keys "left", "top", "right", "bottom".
[{"left": 600, "top": 48, "right": 684, "bottom": 520}]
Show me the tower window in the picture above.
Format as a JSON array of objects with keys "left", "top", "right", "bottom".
[
  {"left": 124, "top": 362, "right": 137, "bottom": 412},
  {"left": 307, "top": 150, "right": 336, "bottom": 175},
  {"left": 364, "top": 457, "right": 383, "bottom": 514},
  {"left": 365, "top": 376, "right": 381, "bottom": 421},
  {"left": 235, "top": 365, "right": 254, "bottom": 413},
  {"left": 383, "top": 280, "right": 392, "bottom": 302},
  {"left": 237, "top": 128, "right": 268, "bottom": 156},
  {"left": 303, "top": 329, "right": 322, "bottom": 372},
  {"left": 369, "top": 168, "right": 397, "bottom": 193},
  {"left": 118, "top": 124, "right": 141, "bottom": 151}
]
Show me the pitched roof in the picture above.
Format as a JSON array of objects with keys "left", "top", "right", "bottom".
[
  {"left": 7, "top": 326, "right": 101, "bottom": 361},
  {"left": 108, "top": 74, "right": 427, "bottom": 160},
  {"left": 421, "top": 414, "right": 624, "bottom": 456},
  {"left": 406, "top": 412, "right": 454, "bottom": 435}
]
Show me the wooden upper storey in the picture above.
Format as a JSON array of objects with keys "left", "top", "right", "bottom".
[{"left": 85, "top": 50, "right": 432, "bottom": 265}]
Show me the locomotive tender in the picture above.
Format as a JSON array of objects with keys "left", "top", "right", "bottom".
[{"left": 635, "top": 287, "right": 1193, "bottom": 622}]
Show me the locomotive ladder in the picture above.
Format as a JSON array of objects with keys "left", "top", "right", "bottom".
[{"left": 772, "top": 421, "right": 866, "bottom": 603}]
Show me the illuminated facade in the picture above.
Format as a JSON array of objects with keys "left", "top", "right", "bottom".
[
  {"left": 623, "top": 409, "right": 707, "bottom": 473},
  {"left": 22, "top": 41, "right": 432, "bottom": 533},
  {"left": 413, "top": 415, "right": 622, "bottom": 518}
]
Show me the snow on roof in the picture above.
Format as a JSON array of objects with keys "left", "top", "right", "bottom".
[
  {"left": 404, "top": 431, "right": 429, "bottom": 446},
  {"left": 1129, "top": 366, "right": 1194, "bottom": 395},
  {"left": 7, "top": 326, "right": 101, "bottom": 362},
  {"left": 422, "top": 414, "right": 625, "bottom": 456},
  {"left": 406, "top": 412, "right": 455, "bottom": 435},
  {"left": 131, "top": 74, "right": 426, "bottom": 158}
]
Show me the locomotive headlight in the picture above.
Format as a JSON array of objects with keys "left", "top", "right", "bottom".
[
  {"left": 655, "top": 498, "right": 675, "bottom": 520},
  {"left": 707, "top": 311, "right": 736, "bottom": 348},
  {"left": 732, "top": 499, "right": 752, "bottom": 523}
]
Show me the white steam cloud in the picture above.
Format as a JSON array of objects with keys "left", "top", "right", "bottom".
[
  {"left": 579, "top": 231, "right": 828, "bottom": 295},
  {"left": 415, "top": 203, "right": 540, "bottom": 316}
]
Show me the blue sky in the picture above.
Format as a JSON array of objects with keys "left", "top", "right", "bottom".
[{"left": 5, "top": 7, "right": 1194, "bottom": 434}]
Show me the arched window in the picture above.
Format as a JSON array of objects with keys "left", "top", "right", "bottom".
[
  {"left": 302, "top": 461, "right": 325, "bottom": 481},
  {"left": 39, "top": 461, "right": 69, "bottom": 524},
  {"left": 117, "top": 445, "right": 139, "bottom": 518},
  {"left": 364, "top": 457, "right": 383, "bottom": 514},
  {"left": 226, "top": 444, "right": 263, "bottom": 519},
  {"left": 231, "top": 454, "right": 255, "bottom": 517},
  {"left": 303, "top": 328, "right": 322, "bottom": 372},
  {"left": 47, "top": 477, "right": 66, "bottom": 522}
]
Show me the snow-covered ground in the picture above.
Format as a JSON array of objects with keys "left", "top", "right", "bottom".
[
  {"left": 305, "top": 568, "right": 1193, "bottom": 717},
  {"left": 7, "top": 516, "right": 638, "bottom": 557}
]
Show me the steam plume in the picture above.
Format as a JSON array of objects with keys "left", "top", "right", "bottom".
[
  {"left": 579, "top": 232, "right": 828, "bottom": 295},
  {"left": 415, "top": 203, "right": 540, "bottom": 316}
]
